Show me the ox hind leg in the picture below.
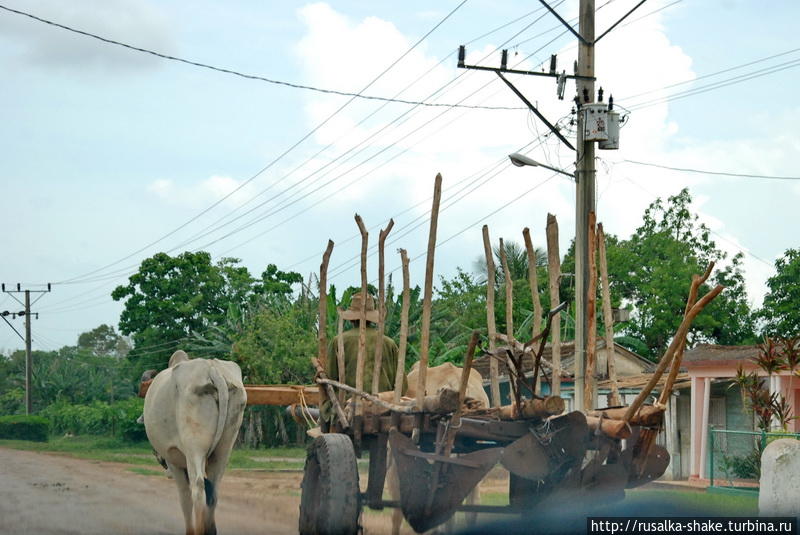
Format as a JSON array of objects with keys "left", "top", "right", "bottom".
[
  {"left": 166, "top": 461, "right": 194, "bottom": 535},
  {"left": 185, "top": 453, "right": 211, "bottom": 535}
]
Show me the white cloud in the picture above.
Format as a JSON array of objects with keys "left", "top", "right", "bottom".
[
  {"left": 147, "top": 175, "right": 250, "bottom": 208},
  {"left": 0, "top": 0, "right": 175, "bottom": 72}
]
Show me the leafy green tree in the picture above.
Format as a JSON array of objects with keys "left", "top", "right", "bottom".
[
  {"left": 759, "top": 248, "right": 800, "bottom": 337},
  {"left": 592, "top": 188, "right": 755, "bottom": 359},
  {"left": 77, "top": 324, "right": 131, "bottom": 357}
]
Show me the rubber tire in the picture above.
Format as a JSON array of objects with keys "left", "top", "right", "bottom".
[{"left": 299, "top": 433, "right": 361, "bottom": 535}]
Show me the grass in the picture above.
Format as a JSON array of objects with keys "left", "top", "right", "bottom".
[
  {"left": 0, "top": 435, "right": 310, "bottom": 471},
  {"left": 126, "top": 467, "right": 164, "bottom": 477},
  {"left": 625, "top": 488, "right": 759, "bottom": 515}
]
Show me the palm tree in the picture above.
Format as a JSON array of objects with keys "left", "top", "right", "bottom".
[{"left": 472, "top": 239, "right": 547, "bottom": 284}]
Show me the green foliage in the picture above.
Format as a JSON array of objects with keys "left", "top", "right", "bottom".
[
  {"left": 40, "top": 398, "right": 145, "bottom": 441},
  {"left": 0, "top": 414, "right": 49, "bottom": 442},
  {"left": 568, "top": 188, "right": 756, "bottom": 360},
  {"left": 720, "top": 450, "right": 761, "bottom": 481},
  {"left": 759, "top": 248, "right": 800, "bottom": 337},
  {"left": 77, "top": 324, "right": 131, "bottom": 357},
  {"left": 0, "top": 387, "right": 24, "bottom": 415}
]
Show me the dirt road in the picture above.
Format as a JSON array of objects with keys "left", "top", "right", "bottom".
[{"left": 0, "top": 446, "right": 303, "bottom": 534}]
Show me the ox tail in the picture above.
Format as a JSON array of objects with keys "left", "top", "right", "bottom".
[{"left": 208, "top": 364, "right": 229, "bottom": 460}]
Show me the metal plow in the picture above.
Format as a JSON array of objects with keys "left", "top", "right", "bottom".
[{"left": 389, "top": 429, "right": 502, "bottom": 533}]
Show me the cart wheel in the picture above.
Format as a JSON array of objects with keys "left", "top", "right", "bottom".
[{"left": 299, "top": 433, "right": 361, "bottom": 535}]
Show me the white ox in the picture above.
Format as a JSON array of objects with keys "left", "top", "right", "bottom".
[
  {"left": 144, "top": 350, "right": 247, "bottom": 535},
  {"left": 388, "top": 361, "right": 490, "bottom": 534}
]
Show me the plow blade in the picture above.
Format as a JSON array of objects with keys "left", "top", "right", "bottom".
[{"left": 389, "top": 429, "right": 501, "bottom": 533}]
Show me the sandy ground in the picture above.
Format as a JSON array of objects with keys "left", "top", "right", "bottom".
[{"left": 0, "top": 447, "right": 508, "bottom": 534}]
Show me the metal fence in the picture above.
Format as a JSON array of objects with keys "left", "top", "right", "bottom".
[{"left": 709, "top": 427, "right": 800, "bottom": 488}]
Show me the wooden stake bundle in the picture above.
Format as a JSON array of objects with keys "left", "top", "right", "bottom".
[
  {"left": 416, "top": 174, "right": 442, "bottom": 410},
  {"left": 585, "top": 211, "right": 597, "bottom": 410},
  {"left": 394, "top": 249, "right": 411, "bottom": 405},
  {"left": 337, "top": 309, "right": 346, "bottom": 406},
  {"left": 371, "top": 219, "right": 394, "bottom": 395},
  {"left": 546, "top": 214, "right": 562, "bottom": 396},
  {"left": 482, "top": 225, "right": 500, "bottom": 408},
  {"left": 597, "top": 223, "right": 621, "bottom": 406}
]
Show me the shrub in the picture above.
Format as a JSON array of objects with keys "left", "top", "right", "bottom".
[
  {"left": 39, "top": 398, "right": 146, "bottom": 441},
  {"left": 0, "top": 414, "right": 49, "bottom": 441}
]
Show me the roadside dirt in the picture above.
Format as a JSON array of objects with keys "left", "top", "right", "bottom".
[{"left": 1, "top": 447, "right": 511, "bottom": 534}]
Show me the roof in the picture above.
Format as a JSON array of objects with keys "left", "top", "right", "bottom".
[
  {"left": 682, "top": 344, "right": 760, "bottom": 366},
  {"left": 472, "top": 339, "right": 654, "bottom": 381}
]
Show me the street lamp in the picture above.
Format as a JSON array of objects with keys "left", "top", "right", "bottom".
[{"left": 508, "top": 153, "right": 574, "bottom": 179}]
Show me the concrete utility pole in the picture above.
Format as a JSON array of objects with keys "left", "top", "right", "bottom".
[
  {"left": 573, "top": 0, "right": 596, "bottom": 413},
  {"left": 2, "top": 283, "right": 50, "bottom": 415},
  {"left": 24, "top": 290, "right": 32, "bottom": 415}
]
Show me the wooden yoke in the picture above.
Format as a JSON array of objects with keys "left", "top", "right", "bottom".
[
  {"left": 482, "top": 225, "right": 500, "bottom": 408},
  {"left": 354, "top": 214, "right": 369, "bottom": 451},
  {"left": 416, "top": 174, "right": 442, "bottom": 411},
  {"left": 371, "top": 219, "right": 394, "bottom": 396},
  {"left": 394, "top": 249, "right": 411, "bottom": 405}
]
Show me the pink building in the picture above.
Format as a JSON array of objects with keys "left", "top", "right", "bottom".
[{"left": 683, "top": 344, "right": 800, "bottom": 480}]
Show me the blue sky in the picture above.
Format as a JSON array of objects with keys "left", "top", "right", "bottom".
[{"left": 1, "top": 0, "right": 798, "bottom": 352}]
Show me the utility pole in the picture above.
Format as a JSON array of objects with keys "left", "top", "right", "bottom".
[
  {"left": 2, "top": 283, "right": 50, "bottom": 415},
  {"left": 573, "top": 0, "right": 596, "bottom": 413}
]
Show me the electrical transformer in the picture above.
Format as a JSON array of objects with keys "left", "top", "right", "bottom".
[
  {"left": 598, "top": 110, "right": 620, "bottom": 150},
  {"left": 581, "top": 103, "right": 609, "bottom": 142}
]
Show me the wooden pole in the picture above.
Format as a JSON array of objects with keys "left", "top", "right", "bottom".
[
  {"left": 524, "top": 228, "right": 543, "bottom": 395},
  {"left": 499, "top": 238, "right": 514, "bottom": 342},
  {"left": 597, "top": 224, "right": 621, "bottom": 406},
  {"left": 337, "top": 308, "right": 346, "bottom": 407},
  {"left": 546, "top": 214, "right": 562, "bottom": 396},
  {"left": 523, "top": 228, "right": 543, "bottom": 339},
  {"left": 416, "top": 174, "right": 442, "bottom": 410},
  {"left": 624, "top": 281, "right": 724, "bottom": 422},
  {"left": 658, "top": 262, "right": 715, "bottom": 406},
  {"left": 318, "top": 240, "right": 334, "bottom": 370},
  {"left": 372, "top": 219, "right": 394, "bottom": 395},
  {"left": 394, "top": 249, "right": 410, "bottom": 404},
  {"left": 482, "top": 225, "right": 500, "bottom": 408},
  {"left": 354, "top": 215, "right": 369, "bottom": 432},
  {"left": 584, "top": 211, "right": 597, "bottom": 410}
]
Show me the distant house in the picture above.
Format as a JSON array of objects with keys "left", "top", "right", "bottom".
[
  {"left": 472, "top": 339, "right": 656, "bottom": 410},
  {"left": 681, "top": 344, "right": 800, "bottom": 480}
]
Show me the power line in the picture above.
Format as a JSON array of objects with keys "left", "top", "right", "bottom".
[
  {"left": 621, "top": 159, "right": 800, "bottom": 181},
  {"left": 0, "top": 3, "right": 524, "bottom": 112},
  {"left": 51, "top": 0, "right": 473, "bottom": 286},
  {"left": 54, "top": 4, "right": 566, "bottom": 290}
]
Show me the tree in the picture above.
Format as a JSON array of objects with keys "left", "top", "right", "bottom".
[
  {"left": 759, "top": 248, "right": 800, "bottom": 337},
  {"left": 606, "top": 188, "right": 755, "bottom": 359},
  {"left": 77, "top": 324, "right": 131, "bottom": 358}
]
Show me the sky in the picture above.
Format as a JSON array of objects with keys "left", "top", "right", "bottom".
[{"left": 1, "top": 0, "right": 799, "bottom": 353}]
